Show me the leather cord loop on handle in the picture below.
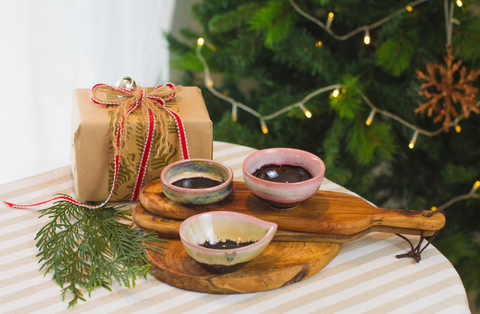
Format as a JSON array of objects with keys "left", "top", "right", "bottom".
[{"left": 395, "top": 209, "right": 445, "bottom": 263}]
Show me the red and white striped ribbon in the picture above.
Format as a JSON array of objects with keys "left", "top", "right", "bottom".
[{"left": 4, "top": 82, "right": 189, "bottom": 209}]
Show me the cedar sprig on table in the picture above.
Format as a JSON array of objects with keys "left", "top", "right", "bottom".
[{"left": 34, "top": 194, "right": 165, "bottom": 308}]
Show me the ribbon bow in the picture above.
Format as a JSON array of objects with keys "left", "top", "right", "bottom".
[
  {"left": 5, "top": 82, "right": 189, "bottom": 209},
  {"left": 90, "top": 82, "right": 190, "bottom": 202}
]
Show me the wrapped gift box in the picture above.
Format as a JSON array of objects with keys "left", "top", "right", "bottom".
[{"left": 71, "top": 86, "right": 212, "bottom": 201}]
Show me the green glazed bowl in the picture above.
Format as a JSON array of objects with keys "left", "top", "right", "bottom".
[{"left": 160, "top": 159, "right": 233, "bottom": 205}]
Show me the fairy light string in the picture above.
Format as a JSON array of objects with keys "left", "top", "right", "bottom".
[
  {"left": 196, "top": 41, "right": 473, "bottom": 143},
  {"left": 195, "top": 42, "right": 340, "bottom": 133},
  {"left": 193, "top": 0, "right": 479, "bottom": 211},
  {"left": 288, "top": 0, "right": 429, "bottom": 42},
  {"left": 431, "top": 181, "right": 480, "bottom": 212},
  {"left": 357, "top": 89, "right": 472, "bottom": 142}
]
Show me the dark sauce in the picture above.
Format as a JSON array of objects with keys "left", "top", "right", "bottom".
[
  {"left": 200, "top": 239, "right": 257, "bottom": 250},
  {"left": 253, "top": 164, "right": 313, "bottom": 183},
  {"left": 171, "top": 177, "right": 223, "bottom": 189}
]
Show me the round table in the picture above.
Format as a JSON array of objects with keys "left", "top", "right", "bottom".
[{"left": 0, "top": 142, "right": 470, "bottom": 313}]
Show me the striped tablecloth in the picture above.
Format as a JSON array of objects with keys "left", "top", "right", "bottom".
[{"left": 0, "top": 142, "right": 470, "bottom": 313}]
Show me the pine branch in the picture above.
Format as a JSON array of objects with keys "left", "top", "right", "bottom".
[
  {"left": 376, "top": 31, "right": 417, "bottom": 77},
  {"left": 208, "top": 3, "right": 260, "bottom": 33},
  {"left": 248, "top": 0, "right": 296, "bottom": 47},
  {"left": 34, "top": 196, "right": 166, "bottom": 308},
  {"left": 329, "top": 75, "right": 363, "bottom": 119}
]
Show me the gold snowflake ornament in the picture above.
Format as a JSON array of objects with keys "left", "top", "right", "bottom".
[{"left": 415, "top": 46, "right": 480, "bottom": 131}]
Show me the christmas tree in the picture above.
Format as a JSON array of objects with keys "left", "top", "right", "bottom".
[{"left": 167, "top": 0, "right": 480, "bottom": 307}]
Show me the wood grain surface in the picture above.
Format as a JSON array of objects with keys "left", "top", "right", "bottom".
[
  {"left": 133, "top": 203, "right": 437, "bottom": 243},
  {"left": 139, "top": 180, "right": 445, "bottom": 236},
  {"left": 146, "top": 238, "right": 341, "bottom": 294}
]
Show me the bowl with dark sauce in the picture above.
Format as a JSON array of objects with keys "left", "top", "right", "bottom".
[
  {"left": 242, "top": 148, "right": 325, "bottom": 209},
  {"left": 179, "top": 211, "right": 277, "bottom": 273},
  {"left": 160, "top": 159, "right": 233, "bottom": 205}
]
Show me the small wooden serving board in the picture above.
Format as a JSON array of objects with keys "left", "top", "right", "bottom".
[
  {"left": 134, "top": 203, "right": 435, "bottom": 243},
  {"left": 139, "top": 180, "right": 445, "bottom": 294},
  {"left": 140, "top": 180, "right": 445, "bottom": 237},
  {"left": 146, "top": 239, "right": 341, "bottom": 294}
]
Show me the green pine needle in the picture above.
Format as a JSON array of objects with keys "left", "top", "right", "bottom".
[
  {"left": 346, "top": 120, "right": 396, "bottom": 165},
  {"left": 329, "top": 75, "right": 363, "bottom": 119},
  {"left": 375, "top": 32, "right": 416, "bottom": 77},
  {"left": 34, "top": 195, "right": 166, "bottom": 308},
  {"left": 441, "top": 164, "right": 479, "bottom": 184},
  {"left": 208, "top": 3, "right": 260, "bottom": 34},
  {"left": 454, "top": 17, "right": 480, "bottom": 63},
  {"left": 322, "top": 116, "right": 347, "bottom": 169},
  {"left": 248, "top": 0, "right": 296, "bottom": 48}
]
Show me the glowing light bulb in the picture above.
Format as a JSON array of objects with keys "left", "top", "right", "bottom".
[
  {"left": 326, "top": 12, "right": 334, "bottom": 29},
  {"left": 409, "top": 130, "right": 419, "bottom": 149},
  {"left": 363, "top": 29, "right": 371, "bottom": 45},
  {"left": 315, "top": 41, "right": 323, "bottom": 47},
  {"left": 197, "top": 38, "right": 204, "bottom": 46},
  {"left": 207, "top": 79, "right": 214, "bottom": 87},
  {"left": 364, "top": 35, "right": 370, "bottom": 44},
  {"left": 456, "top": 0, "right": 463, "bottom": 7},
  {"left": 260, "top": 119, "right": 268, "bottom": 134},
  {"left": 332, "top": 89, "right": 339, "bottom": 97},
  {"left": 455, "top": 125, "right": 461, "bottom": 133},
  {"left": 431, "top": 206, "right": 437, "bottom": 211},
  {"left": 406, "top": 6, "right": 413, "bottom": 11},
  {"left": 474, "top": 181, "right": 480, "bottom": 190},
  {"left": 366, "top": 109, "right": 376, "bottom": 126},
  {"left": 299, "top": 103, "right": 312, "bottom": 118},
  {"left": 232, "top": 104, "right": 238, "bottom": 122}
]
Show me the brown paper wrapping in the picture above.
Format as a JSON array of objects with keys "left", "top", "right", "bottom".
[{"left": 71, "top": 86, "right": 213, "bottom": 201}]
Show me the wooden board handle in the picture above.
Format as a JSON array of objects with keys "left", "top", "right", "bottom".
[
  {"left": 134, "top": 204, "right": 440, "bottom": 244},
  {"left": 140, "top": 181, "right": 446, "bottom": 236},
  {"left": 369, "top": 208, "right": 444, "bottom": 232}
]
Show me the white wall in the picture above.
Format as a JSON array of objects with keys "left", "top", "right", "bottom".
[{"left": 0, "top": 0, "right": 176, "bottom": 185}]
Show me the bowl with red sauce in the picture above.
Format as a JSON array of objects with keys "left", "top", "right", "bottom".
[
  {"left": 242, "top": 148, "right": 325, "bottom": 209},
  {"left": 180, "top": 211, "right": 277, "bottom": 273},
  {"left": 161, "top": 159, "right": 233, "bottom": 205}
]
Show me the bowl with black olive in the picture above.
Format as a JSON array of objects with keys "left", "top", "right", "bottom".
[
  {"left": 160, "top": 159, "right": 233, "bottom": 205},
  {"left": 242, "top": 148, "right": 325, "bottom": 209},
  {"left": 179, "top": 211, "right": 278, "bottom": 273}
]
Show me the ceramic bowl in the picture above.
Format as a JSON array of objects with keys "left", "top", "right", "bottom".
[
  {"left": 179, "top": 211, "right": 277, "bottom": 273},
  {"left": 242, "top": 148, "right": 325, "bottom": 209},
  {"left": 161, "top": 159, "right": 233, "bottom": 205}
]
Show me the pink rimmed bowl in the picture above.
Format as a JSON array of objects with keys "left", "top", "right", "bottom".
[
  {"left": 161, "top": 159, "right": 233, "bottom": 205},
  {"left": 179, "top": 211, "right": 277, "bottom": 274},
  {"left": 242, "top": 148, "right": 325, "bottom": 209}
]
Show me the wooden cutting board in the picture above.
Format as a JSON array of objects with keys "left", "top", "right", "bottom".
[
  {"left": 133, "top": 203, "right": 436, "bottom": 243},
  {"left": 139, "top": 180, "right": 445, "bottom": 236},
  {"left": 138, "top": 180, "right": 443, "bottom": 294},
  {"left": 146, "top": 238, "right": 341, "bottom": 294}
]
